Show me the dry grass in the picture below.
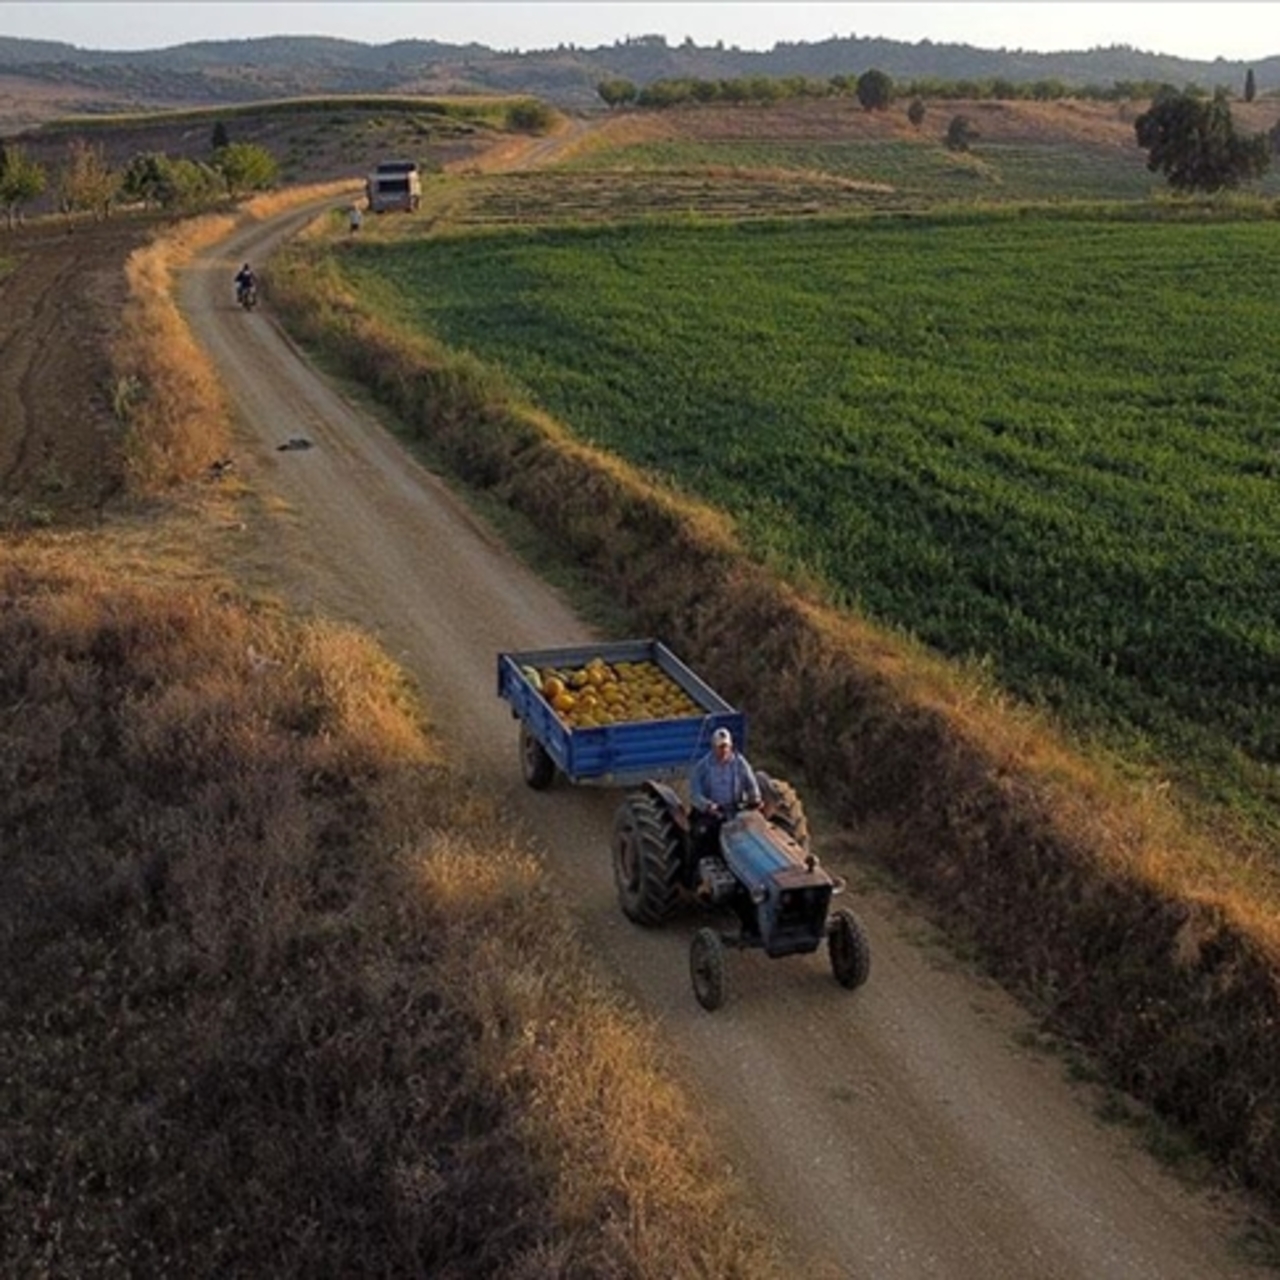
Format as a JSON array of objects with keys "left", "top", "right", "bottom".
[
  {"left": 267, "top": 235, "right": 1280, "bottom": 1213},
  {"left": 112, "top": 212, "right": 237, "bottom": 493},
  {"left": 1, "top": 197, "right": 790, "bottom": 1276},
  {"left": 0, "top": 539, "right": 786, "bottom": 1279},
  {"left": 651, "top": 96, "right": 1143, "bottom": 149}
]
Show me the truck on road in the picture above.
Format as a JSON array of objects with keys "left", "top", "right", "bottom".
[{"left": 365, "top": 160, "right": 421, "bottom": 213}]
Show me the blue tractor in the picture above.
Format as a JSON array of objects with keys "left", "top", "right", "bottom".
[{"left": 611, "top": 773, "right": 871, "bottom": 1010}]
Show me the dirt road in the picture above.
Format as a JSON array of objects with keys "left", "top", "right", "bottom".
[{"left": 177, "top": 203, "right": 1266, "bottom": 1278}]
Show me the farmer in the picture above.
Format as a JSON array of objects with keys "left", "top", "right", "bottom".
[
  {"left": 690, "top": 726, "right": 761, "bottom": 852},
  {"left": 348, "top": 203, "right": 363, "bottom": 235}
]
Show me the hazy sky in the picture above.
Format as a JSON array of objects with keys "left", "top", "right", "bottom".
[{"left": 0, "top": 3, "right": 1277, "bottom": 62}]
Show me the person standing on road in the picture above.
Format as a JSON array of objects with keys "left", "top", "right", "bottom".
[{"left": 690, "top": 726, "right": 761, "bottom": 850}]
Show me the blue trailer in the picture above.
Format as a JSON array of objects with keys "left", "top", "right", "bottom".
[{"left": 496, "top": 639, "right": 745, "bottom": 789}]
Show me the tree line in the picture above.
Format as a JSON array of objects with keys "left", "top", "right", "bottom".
[
  {"left": 0, "top": 124, "right": 278, "bottom": 229},
  {"left": 595, "top": 69, "right": 1231, "bottom": 111}
]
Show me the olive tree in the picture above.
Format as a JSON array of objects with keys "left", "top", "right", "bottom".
[
  {"left": 505, "top": 99, "right": 555, "bottom": 132},
  {"left": 121, "top": 151, "right": 223, "bottom": 211},
  {"left": 945, "top": 114, "right": 979, "bottom": 152},
  {"left": 1134, "top": 86, "right": 1270, "bottom": 192},
  {"left": 856, "top": 68, "right": 893, "bottom": 112},
  {"left": 212, "top": 141, "right": 278, "bottom": 199},
  {"left": 597, "top": 78, "right": 637, "bottom": 108},
  {"left": 0, "top": 144, "right": 46, "bottom": 229},
  {"left": 56, "top": 139, "right": 118, "bottom": 221}
]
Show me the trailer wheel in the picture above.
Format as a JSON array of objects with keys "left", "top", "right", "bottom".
[
  {"left": 519, "top": 723, "right": 556, "bottom": 790},
  {"left": 828, "top": 907, "right": 871, "bottom": 990},
  {"left": 612, "top": 791, "right": 683, "bottom": 925},
  {"left": 759, "top": 773, "right": 811, "bottom": 851},
  {"left": 691, "top": 928, "right": 727, "bottom": 1011}
]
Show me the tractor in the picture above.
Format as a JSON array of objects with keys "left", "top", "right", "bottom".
[{"left": 611, "top": 772, "right": 871, "bottom": 1010}]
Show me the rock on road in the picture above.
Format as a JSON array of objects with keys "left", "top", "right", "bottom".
[{"left": 178, "top": 202, "right": 1264, "bottom": 1280}]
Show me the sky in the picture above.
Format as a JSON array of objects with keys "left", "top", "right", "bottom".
[{"left": 0, "top": 2, "right": 1277, "bottom": 63}]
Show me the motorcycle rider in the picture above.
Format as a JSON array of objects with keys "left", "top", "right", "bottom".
[{"left": 234, "top": 262, "right": 257, "bottom": 305}]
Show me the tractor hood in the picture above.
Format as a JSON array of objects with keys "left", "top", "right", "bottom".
[{"left": 721, "top": 810, "right": 828, "bottom": 897}]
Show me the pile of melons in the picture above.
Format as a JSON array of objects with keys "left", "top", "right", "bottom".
[{"left": 522, "top": 655, "right": 703, "bottom": 728}]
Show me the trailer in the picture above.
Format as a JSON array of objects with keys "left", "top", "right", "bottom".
[{"left": 496, "top": 639, "right": 745, "bottom": 789}]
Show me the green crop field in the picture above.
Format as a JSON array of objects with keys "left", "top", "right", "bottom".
[{"left": 334, "top": 211, "right": 1280, "bottom": 833}]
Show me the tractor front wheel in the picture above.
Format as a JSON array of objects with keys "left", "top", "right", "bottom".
[
  {"left": 691, "top": 928, "right": 728, "bottom": 1011},
  {"left": 828, "top": 907, "right": 871, "bottom": 990},
  {"left": 612, "top": 790, "right": 684, "bottom": 925}
]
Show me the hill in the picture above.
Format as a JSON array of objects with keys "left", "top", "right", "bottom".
[
  {"left": 2, "top": 96, "right": 537, "bottom": 217},
  {"left": 0, "top": 29, "right": 1277, "bottom": 127}
]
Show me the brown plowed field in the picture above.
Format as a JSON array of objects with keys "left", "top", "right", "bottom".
[{"left": 0, "top": 216, "right": 160, "bottom": 526}]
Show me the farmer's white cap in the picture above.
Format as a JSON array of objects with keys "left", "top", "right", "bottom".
[{"left": 712, "top": 727, "right": 732, "bottom": 747}]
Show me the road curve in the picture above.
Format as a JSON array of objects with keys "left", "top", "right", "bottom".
[{"left": 178, "top": 204, "right": 1264, "bottom": 1280}]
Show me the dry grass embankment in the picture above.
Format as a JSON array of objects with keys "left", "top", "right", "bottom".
[
  {"left": 268, "top": 235, "right": 1280, "bottom": 1214},
  {"left": 1, "top": 196, "right": 790, "bottom": 1276}
]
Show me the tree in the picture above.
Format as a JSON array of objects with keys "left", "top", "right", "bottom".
[
  {"left": 907, "top": 97, "right": 926, "bottom": 128},
  {"left": 856, "top": 68, "right": 893, "bottom": 112},
  {"left": 167, "top": 158, "right": 224, "bottom": 208},
  {"left": 505, "top": 99, "right": 555, "bottom": 132},
  {"left": 56, "top": 139, "right": 118, "bottom": 221},
  {"left": 945, "top": 114, "right": 979, "bottom": 152},
  {"left": 0, "top": 144, "right": 46, "bottom": 229},
  {"left": 1245, "top": 69, "right": 1257, "bottom": 103},
  {"left": 121, "top": 151, "right": 223, "bottom": 211},
  {"left": 120, "top": 152, "right": 168, "bottom": 208},
  {"left": 211, "top": 120, "right": 230, "bottom": 151},
  {"left": 596, "top": 78, "right": 637, "bottom": 109},
  {"left": 1134, "top": 86, "right": 1270, "bottom": 192},
  {"left": 212, "top": 141, "right": 278, "bottom": 198}
]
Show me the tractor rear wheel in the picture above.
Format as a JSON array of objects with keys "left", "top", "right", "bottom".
[
  {"left": 828, "top": 907, "right": 871, "bottom": 990},
  {"left": 612, "top": 790, "right": 684, "bottom": 925},
  {"left": 760, "top": 773, "right": 811, "bottom": 851},
  {"left": 519, "top": 723, "right": 556, "bottom": 790},
  {"left": 691, "top": 928, "right": 727, "bottom": 1011}
]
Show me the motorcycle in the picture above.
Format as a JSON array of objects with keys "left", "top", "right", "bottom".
[{"left": 236, "top": 280, "right": 258, "bottom": 310}]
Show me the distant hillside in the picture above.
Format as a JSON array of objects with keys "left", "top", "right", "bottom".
[{"left": 0, "top": 30, "right": 1276, "bottom": 120}]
